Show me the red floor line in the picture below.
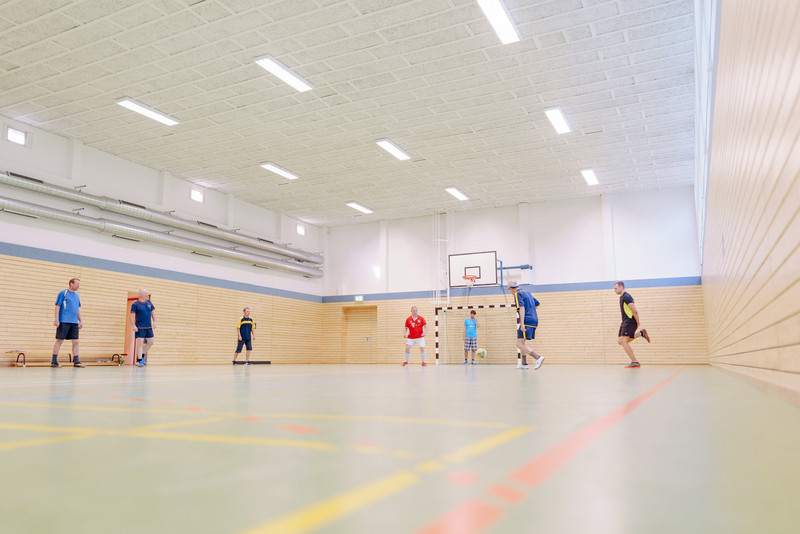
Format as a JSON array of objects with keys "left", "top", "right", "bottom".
[
  {"left": 511, "top": 368, "right": 685, "bottom": 487},
  {"left": 416, "top": 499, "right": 504, "bottom": 534},
  {"left": 414, "top": 368, "right": 685, "bottom": 534}
]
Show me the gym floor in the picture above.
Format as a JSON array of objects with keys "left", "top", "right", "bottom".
[{"left": 1, "top": 364, "right": 798, "bottom": 534}]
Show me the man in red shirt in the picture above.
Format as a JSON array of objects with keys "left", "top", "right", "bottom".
[{"left": 403, "top": 306, "right": 427, "bottom": 366}]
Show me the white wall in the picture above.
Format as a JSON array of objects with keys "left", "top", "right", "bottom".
[
  {"left": 1, "top": 116, "right": 323, "bottom": 294},
  {"left": 2, "top": 116, "right": 700, "bottom": 297},
  {"left": 325, "top": 186, "right": 701, "bottom": 295},
  {"left": 608, "top": 187, "right": 700, "bottom": 281},
  {"left": 529, "top": 196, "right": 606, "bottom": 284}
]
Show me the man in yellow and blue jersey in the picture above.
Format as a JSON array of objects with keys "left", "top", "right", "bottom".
[{"left": 233, "top": 307, "right": 256, "bottom": 365}]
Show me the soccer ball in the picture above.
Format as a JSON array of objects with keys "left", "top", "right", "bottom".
[{"left": 476, "top": 348, "right": 487, "bottom": 359}]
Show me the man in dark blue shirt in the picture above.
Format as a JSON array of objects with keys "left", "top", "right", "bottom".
[
  {"left": 509, "top": 281, "right": 545, "bottom": 370},
  {"left": 130, "top": 289, "right": 156, "bottom": 367}
]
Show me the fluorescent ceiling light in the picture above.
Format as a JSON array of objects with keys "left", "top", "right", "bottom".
[
  {"left": 346, "top": 201, "right": 373, "bottom": 214},
  {"left": 255, "top": 55, "right": 313, "bottom": 92},
  {"left": 190, "top": 189, "right": 204, "bottom": 203},
  {"left": 261, "top": 162, "right": 299, "bottom": 180},
  {"left": 581, "top": 169, "right": 599, "bottom": 186},
  {"left": 477, "top": 0, "right": 520, "bottom": 44},
  {"left": 6, "top": 127, "right": 27, "bottom": 146},
  {"left": 545, "top": 108, "right": 571, "bottom": 134},
  {"left": 445, "top": 187, "right": 469, "bottom": 201},
  {"left": 296, "top": 224, "right": 305, "bottom": 236},
  {"left": 376, "top": 139, "right": 411, "bottom": 161},
  {"left": 117, "top": 98, "right": 179, "bottom": 126}
]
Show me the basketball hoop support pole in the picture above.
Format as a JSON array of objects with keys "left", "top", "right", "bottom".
[{"left": 496, "top": 261, "right": 532, "bottom": 287}]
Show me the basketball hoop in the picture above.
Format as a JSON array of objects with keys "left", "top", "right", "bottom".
[{"left": 463, "top": 275, "right": 477, "bottom": 288}]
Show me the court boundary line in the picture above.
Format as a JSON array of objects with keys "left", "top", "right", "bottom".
[{"left": 414, "top": 368, "right": 686, "bottom": 534}]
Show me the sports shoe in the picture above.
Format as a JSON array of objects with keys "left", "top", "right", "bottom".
[
  {"left": 232, "top": 361, "right": 237, "bottom": 365},
  {"left": 245, "top": 362, "right": 252, "bottom": 365},
  {"left": 401, "top": 361, "right": 408, "bottom": 366},
  {"left": 625, "top": 362, "right": 641, "bottom": 368},
  {"left": 516, "top": 363, "right": 523, "bottom": 369},
  {"left": 462, "top": 360, "right": 468, "bottom": 365},
  {"left": 73, "top": 361, "right": 85, "bottom": 368},
  {"left": 421, "top": 362, "right": 427, "bottom": 366},
  {"left": 138, "top": 360, "right": 145, "bottom": 367},
  {"left": 640, "top": 329, "right": 651, "bottom": 343},
  {"left": 534, "top": 356, "right": 544, "bottom": 370},
  {"left": 50, "top": 362, "right": 61, "bottom": 368},
  {"left": 471, "top": 361, "right": 476, "bottom": 365},
  {"left": 522, "top": 364, "right": 529, "bottom": 370}
]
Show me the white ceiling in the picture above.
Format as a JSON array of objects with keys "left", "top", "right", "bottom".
[{"left": 0, "top": 0, "right": 696, "bottom": 227}]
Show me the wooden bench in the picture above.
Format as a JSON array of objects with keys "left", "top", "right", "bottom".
[{"left": 2, "top": 350, "right": 124, "bottom": 367}]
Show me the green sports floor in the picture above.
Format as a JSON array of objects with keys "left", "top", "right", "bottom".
[{"left": 1, "top": 364, "right": 799, "bottom": 534}]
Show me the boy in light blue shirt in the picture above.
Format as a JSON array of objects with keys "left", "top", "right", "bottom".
[{"left": 463, "top": 310, "right": 479, "bottom": 364}]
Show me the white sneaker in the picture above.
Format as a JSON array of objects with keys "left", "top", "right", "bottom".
[
  {"left": 534, "top": 356, "right": 544, "bottom": 370},
  {"left": 522, "top": 364, "right": 529, "bottom": 370},
  {"left": 516, "top": 364, "right": 523, "bottom": 369}
]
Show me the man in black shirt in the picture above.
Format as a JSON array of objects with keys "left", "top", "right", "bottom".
[{"left": 614, "top": 281, "right": 651, "bottom": 368}]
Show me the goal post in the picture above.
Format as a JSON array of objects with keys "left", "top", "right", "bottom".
[{"left": 434, "top": 304, "right": 521, "bottom": 364}]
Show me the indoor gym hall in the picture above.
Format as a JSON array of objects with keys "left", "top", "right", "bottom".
[{"left": 2, "top": 0, "right": 800, "bottom": 533}]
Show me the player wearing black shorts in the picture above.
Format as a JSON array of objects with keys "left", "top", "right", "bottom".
[
  {"left": 614, "top": 281, "right": 651, "bottom": 368},
  {"left": 233, "top": 308, "right": 256, "bottom": 365},
  {"left": 52, "top": 278, "right": 84, "bottom": 368}
]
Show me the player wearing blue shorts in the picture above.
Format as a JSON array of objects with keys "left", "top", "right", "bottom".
[
  {"left": 509, "top": 281, "right": 544, "bottom": 370},
  {"left": 233, "top": 307, "right": 256, "bottom": 365},
  {"left": 52, "top": 278, "right": 84, "bottom": 367},
  {"left": 130, "top": 289, "right": 156, "bottom": 367},
  {"left": 463, "top": 310, "right": 478, "bottom": 364}
]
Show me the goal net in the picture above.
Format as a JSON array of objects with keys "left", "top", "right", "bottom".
[{"left": 435, "top": 305, "right": 521, "bottom": 364}]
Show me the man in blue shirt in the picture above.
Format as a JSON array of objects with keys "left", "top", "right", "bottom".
[
  {"left": 509, "top": 281, "right": 544, "bottom": 370},
  {"left": 52, "top": 278, "right": 84, "bottom": 367},
  {"left": 463, "top": 310, "right": 479, "bottom": 364},
  {"left": 130, "top": 289, "right": 156, "bottom": 367}
]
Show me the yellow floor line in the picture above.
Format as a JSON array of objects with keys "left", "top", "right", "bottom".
[
  {"left": 443, "top": 425, "right": 535, "bottom": 463},
  {"left": 127, "top": 417, "right": 226, "bottom": 432},
  {"left": 238, "top": 425, "right": 535, "bottom": 532},
  {"left": 0, "top": 432, "right": 94, "bottom": 451},
  {"left": 265, "top": 413, "right": 510, "bottom": 428},
  {"left": 129, "top": 430, "right": 336, "bottom": 451},
  {"left": 0, "top": 422, "right": 100, "bottom": 434},
  {"left": 239, "top": 471, "right": 419, "bottom": 534},
  {"left": 0, "top": 420, "right": 334, "bottom": 452},
  {"left": 0, "top": 401, "right": 205, "bottom": 415}
]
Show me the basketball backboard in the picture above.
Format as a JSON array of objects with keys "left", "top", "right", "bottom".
[{"left": 448, "top": 251, "right": 497, "bottom": 288}]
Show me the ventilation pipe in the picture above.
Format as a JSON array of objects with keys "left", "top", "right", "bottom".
[
  {"left": 0, "top": 172, "right": 323, "bottom": 265},
  {"left": 0, "top": 196, "right": 323, "bottom": 278}
]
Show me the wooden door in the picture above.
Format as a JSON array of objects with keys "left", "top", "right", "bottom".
[{"left": 343, "top": 306, "right": 377, "bottom": 363}]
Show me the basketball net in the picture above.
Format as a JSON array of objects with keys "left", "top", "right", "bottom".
[{"left": 463, "top": 275, "right": 477, "bottom": 288}]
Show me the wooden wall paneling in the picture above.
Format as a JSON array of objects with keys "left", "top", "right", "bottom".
[{"left": 702, "top": 0, "right": 800, "bottom": 397}]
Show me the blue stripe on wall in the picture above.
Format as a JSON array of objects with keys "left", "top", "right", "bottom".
[
  {"left": 0, "top": 242, "right": 321, "bottom": 303},
  {"left": 323, "top": 277, "right": 702, "bottom": 303},
  {"left": 0, "top": 241, "right": 700, "bottom": 304}
]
